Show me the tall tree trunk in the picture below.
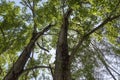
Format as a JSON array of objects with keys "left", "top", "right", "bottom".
[
  {"left": 54, "top": 9, "right": 72, "bottom": 80},
  {"left": 3, "top": 24, "right": 52, "bottom": 80}
]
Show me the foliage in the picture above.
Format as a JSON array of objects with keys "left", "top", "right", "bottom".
[{"left": 0, "top": 0, "right": 120, "bottom": 80}]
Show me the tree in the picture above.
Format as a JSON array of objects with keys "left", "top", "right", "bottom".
[{"left": 0, "top": 0, "right": 120, "bottom": 80}]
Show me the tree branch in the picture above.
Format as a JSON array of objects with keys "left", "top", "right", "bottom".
[
  {"left": 69, "top": 14, "right": 120, "bottom": 64},
  {"left": 49, "top": 64, "right": 54, "bottom": 78},
  {"left": 23, "top": 66, "right": 50, "bottom": 73},
  {"left": 32, "top": 23, "right": 55, "bottom": 42},
  {"left": 3, "top": 23, "right": 54, "bottom": 80},
  {"left": 22, "top": 0, "right": 33, "bottom": 11},
  {"left": 85, "top": 14, "right": 120, "bottom": 38},
  {"left": 91, "top": 42, "right": 120, "bottom": 76},
  {"left": 0, "top": 26, "right": 5, "bottom": 40},
  {"left": 64, "top": 8, "right": 72, "bottom": 19},
  {"left": 0, "top": 66, "right": 2, "bottom": 75},
  {"left": 91, "top": 43, "right": 117, "bottom": 80},
  {"left": 108, "top": 65, "right": 120, "bottom": 76},
  {"left": 22, "top": 64, "right": 54, "bottom": 78},
  {"left": 69, "top": 2, "right": 120, "bottom": 65},
  {"left": 36, "top": 42, "right": 49, "bottom": 52}
]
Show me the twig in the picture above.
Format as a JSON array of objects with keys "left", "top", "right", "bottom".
[
  {"left": 0, "top": 26, "right": 5, "bottom": 40},
  {"left": 22, "top": 0, "right": 33, "bottom": 11},
  {"left": 91, "top": 42, "right": 120, "bottom": 76},
  {"left": 108, "top": 65, "right": 120, "bottom": 76},
  {"left": 36, "top": 42, "right": 49, "bottom": 52},
  {"left": 49, "top": 64, "right": 54, "bottom": 78},
  {"left": 23, "top": 66, "right": 50, "bottom": 73},
  {"left": 0, "top": 66, "right": 2, "bottom": 75},
  {"left": 91, "top": 42, "right": 117, "bottom": 80}
]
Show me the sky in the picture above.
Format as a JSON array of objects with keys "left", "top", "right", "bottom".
[
  {"left": 9, "top": 0, "right": 47, "bottom": 5},
  {"left": 4, "top": 0, "right": 120, "bottom": 80},
  {"left": 9, "top": 0, "right": 21, "bottom": 5},
  {"left": 6, "top": 0, "right": 54, "bottom": 80}
]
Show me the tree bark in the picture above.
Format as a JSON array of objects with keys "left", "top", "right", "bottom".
[
  {"left": 54, "top": 9, "right": 72, "bottom": 80},
  {"left": 3, "top": 24, "right": 53, "bottom": 80}
]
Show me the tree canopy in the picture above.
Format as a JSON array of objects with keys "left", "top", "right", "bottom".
[{"left": 0, "top": 0, "right": 120, "bottom": 80}]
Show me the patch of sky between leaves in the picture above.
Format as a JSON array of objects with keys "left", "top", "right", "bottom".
[{"left": 9, "top": 0, "right": 47, "bottom": 6}]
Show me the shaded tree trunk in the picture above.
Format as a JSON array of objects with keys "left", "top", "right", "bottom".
[
  {"left": 4, "top": 39, "right": 35, "bottom": 80},
  {"left": 54, "top": 9, "right": 72, "bottom": 80},
  {"left": 3, "top": 24, "right": 52, "bottom": 80}
]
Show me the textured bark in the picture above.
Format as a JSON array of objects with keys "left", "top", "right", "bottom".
[
  {"left": 54, "top": 9, "right": 72, "bottom": 80},
  {"left": 3, "top": 24, "right": 52, "bottom": 80},
  {"left": 3, "top": 39, "right": 35, "bottom": 80}
]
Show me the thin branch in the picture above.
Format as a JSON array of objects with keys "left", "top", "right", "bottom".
[
  {"left": 32, "top": 23, "right": 55, "bottom": 42},
  {"left": 91, "top": 43, "right": 117, "bottom": 80},
  {"left": 23, "top": 66, "right": 50, "bottom": 73},
  {"left": 23, "top": 65, "right": 54, "bottom": 78},
  {"left": 22, "top": 0, "right": 33, "bottom": 11},
  {"left": 91, "top": 42, "right": 120, "bottom": 76},
  {"left": 69, "top": 13, "right": 120, "bottom": 64},
  {"left": 29, "top": 51, "right": 37, "bottom": 80},
  {"left": 0, "top": 66, "right": 2, "bottom": 75},
  {"left": 27, "top": 0, "right": 33, "bottom": 10},
  {"left": 49, "top": 64, "right": 54, "bottom": 78},
  {"left": 36, "top": 42, "right": 49, "bottom": 52},
  {"left": 3, "top": 23, "right": 54, "bottom": 80},
  {"left": 84, "top": 14, "right": 120, "bottom": 38},
  {"left": 31, "top": 0, "right": 37, "bottom": 34},
  {"left": 43, "top": 33, "right": 57, "bottom": 36},
  {"left": 0, "top": 26, "right": 5, "bottom": 40},
  {"left": 108, "top": 65, "right": 120, "bottom": 76},
  {"left": 23, "top": 0, "right": 37, "bottom": 33}
]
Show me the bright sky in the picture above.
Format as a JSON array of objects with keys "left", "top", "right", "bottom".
[
  {"left": 9, "top": 0, "right": 47, "bottom": 5},
  {"left": 9, "top": 0, "right": 21, "bottom": 5},
  {"left": 5, "top": 0, "right": 120, "bottom": 80}
]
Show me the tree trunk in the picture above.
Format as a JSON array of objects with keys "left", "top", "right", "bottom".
[
  {"left": 54, "top": 9, "right": 72, "bottom": 80},
  {"left": 3, "top": 24, "right": 52, "bottom": 80},
  {"left": 3, "top": 39, "right": 35, "bottom": 80}
]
